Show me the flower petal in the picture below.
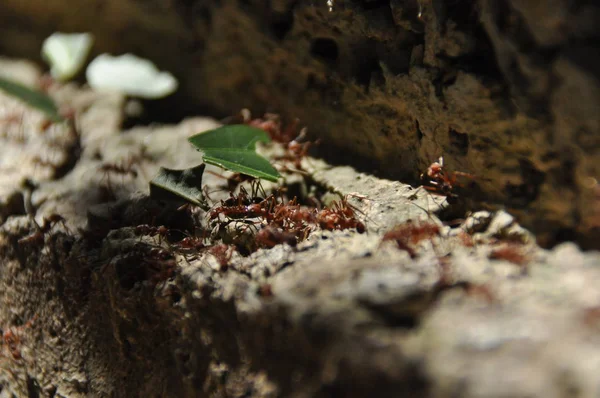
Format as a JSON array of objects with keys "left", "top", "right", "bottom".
[
  {"left": 85, "top": 53, "right": 178, "bottom": 99},
  {"left": 41, "top": 32, "right": 94, "bottom": 82}
]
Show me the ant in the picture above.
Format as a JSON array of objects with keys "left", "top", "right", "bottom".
[
  {"left": 279, "top": 128, "right": 319, "bottom": 170},
  {"left": 488, "top": 243, "right": 530, "bottom": 268},
  {"left": 272, "top": 198, "right": 316, "bottom": 226},
  {"left": 18, "top": 214, "right": 68, "bottom": 246},
  {"left": 255, "top": 226, "right": 298, "bottom": 249},
  {"left": 242, "top": 110, "right": 317, "bottom": 171},
  {"left": 208, "top": 244, "right": 235, "bottom": 271},
  {"left": 316, "top": 199, "right": 366, "bottom": 233},
  {"left": 258, "top": 283, "right": 274, "bottom": 298},
  {"left": 176, "top": 236, "right": 206, "bottom": 251},
  {"left": 135, "top": 224, "right": 170, "bottom": 243},
  {"left": 210, "top": 188, "right": 275, "bottom": 221},
  {"left": 98, "top": 156, "right": 141, "bottom": 198},
  {"left": 145, "top": 248, "right": 177, "bottom": 285},
  {"left": 582, "top": 306, "right": 600, "bottom": 328},
  {"left": 1, "top": 315, "right": 38, "bottom": 360},
  {"left": 244, "top": 111, "right": 298, "bottom": 144},
  {"left": 381, "top": 221, "right": 441, "bottom": 258},
  {"left": 0, "top": 112, "right": 24, "bottom": 127},
  {"left": 116, "top": 243, "right": 177, "bottom": 287},
  {"left": 420, "top": 156, "right": 473, "bottom": 201}
]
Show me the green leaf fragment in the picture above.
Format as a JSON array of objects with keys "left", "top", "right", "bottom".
[
  {"left": 188, "top": 125, "right": 281, "bottom": 182},
  {"left": 203, "top": 149, "right": 280, "bottom": 182},
  {"left": 149, "top": 164, "right": 207, "bottom": 208},
  {"left": 188, "top": 124, "right": 271, "bottom": 149},
  {"left": 0, "top": 76, "right": 63, "bottom": 122}
]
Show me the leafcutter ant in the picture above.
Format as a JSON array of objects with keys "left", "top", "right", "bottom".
[
  {"left": 420, "top": 156, "right": 473, "bottom": 202},
  {"left": 208, "top": 244, "right": 235, "bottom": 270},
  {"left": 255, "top": 226, "right": 298, "bottom": 248},
  {"left": 381, "top": 221, "right": 441, "bottom": 258},
  {"left": 258, "top": 283, "right": 274, "bottom": 298},
  {"left": 18, "top": 214, "right": 68, "bottom": 246},
  {"left": 242, "top": 111, "right": 317, "bottom": 172},
  {"left": 176, "top": 236, "right": 206, "bottom": 251},
  {"left": 1, "top": 315, "right": 38, "bottom": 360},
  {"left": 488, "top": 243, "right": 530, "bottom": 268},
  {"left": 98, "top": 156, "right": 142, "bottom": 197},
  {"left": 135, "top": 224, "right": 169, "bottom": 243},
  {"left": 244, "top": 111, "right": 299, "bottom": 144},
  {"left": 210, "top": 187, "right": 275, "bottom": 222},
  {"left": 316, "top": 199, "right": 366, "bottom": 233}
]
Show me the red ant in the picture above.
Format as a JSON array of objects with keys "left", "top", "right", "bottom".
[
  {"left": 272, "top": 198, "right": 316, "bottom": 226},
  {"left": 258, "top": 283, "right": 274, "bottom": 298},
  {"left": 243, "top": 111, "right": 317, "bottom": 171},
  {"left": 116, "top": 243, "right": 176, "bottom": 287},
  {"left": 464, "top": 283, "right": 496, "bottom": 304},
  {"left": 145, "top": 249, "right": 177, "bottom": 285},
  {"left": 435, "top": 257, "right": 496, "bottom": 303},
  {"left": 1, "top": 315, "right": 38, "bottom": 360},
  {"left": 264, "top": 200, "right": 315, "bottom": 243},
  {"left": 176, "top": 236, "right": 206, "bottom": 251},
  {"left": 381, "top": 221, "right": 441, "bottom": 258},
  {"left": 18, "top": 214, "right": 68, "bottom": 246},
  {"left": 244, "top": 111, "right": 298, "bottom": 144},
  {"left": 135, "top": 224, "right": 168, "bottom": 237},
  {"left": 582, "top": 306, "right": 600, "bottom": 328},
  {"left": 0, "top": 112, "right": 24, "bottom": 126},
  {"left": 135, "top": 224, "right": 170, "bottom": 243},
  {"left": 210, "top": 189, "right": 275, "bottom": 221},
  {"left": 208, "top": 244, "right": 235, "bottom": 270},
  {"left": 255, "top": 226, "right": 298, "bottom": 248},
  {"left": 488, "top": 243, "right": 530, "bottom": 268},
  {"left": 98, "top": 156, "right": 141, "bottom": 198},
  {"left": 281, "top": 128, "right": 320, "bottom": 171},
  {"left": 421, "top": 156, "right": 473, "bottom": 201},
  {"left": 316, "top": 199, "right": 365, "bottom": 233}
]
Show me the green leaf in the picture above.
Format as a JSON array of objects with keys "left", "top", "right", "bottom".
[
  {"left": 188, "top": 125, "right": 281, "bottom": 182},
  {"left": 149, "top": 164, "right": 207, "bottom": 208},
  {"left": 0, "top": 76, "right": 63, "bottom": 122}
]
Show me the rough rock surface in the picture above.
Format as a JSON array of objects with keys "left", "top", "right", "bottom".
[
  {"left": 0, "top": 1, "right": 599, "bottom": 247},
  {"left": 1, "top": 59, "right": 600, "bottom": 398}
]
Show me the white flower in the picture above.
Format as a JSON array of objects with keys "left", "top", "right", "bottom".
[
  {"left": 86, "top": 53, "right": 178, "bottom": 99},
  {"left": 41, "top": 32, "right": 94, "bottom": 82}
]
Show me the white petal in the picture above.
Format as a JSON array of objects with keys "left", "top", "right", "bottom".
[
  {"left": 41, "top": 32, "right": 94, "bottom": 82},
  {"left": 86, "top": 53, "right": 178, "bottom": 99}
]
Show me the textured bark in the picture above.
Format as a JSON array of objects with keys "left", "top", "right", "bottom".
[{"left": 0, "top": 1, "right": 599, "bottom": 247}]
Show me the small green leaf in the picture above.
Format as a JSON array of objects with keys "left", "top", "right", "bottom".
[
  {"left": 188, "top": 124, "right": 271, "bottom": 149},
  {"left": 149, "top": 164, "right": 207, "bottom": 208},
  {"left": 188, "top": 125, "right": 281, "bottom": 182},
  {"left": 203, "top": 149, "right": 280, "bottom": 182},
  {"left": 0, "top": 76, "right": 63, "bottom": 122}
]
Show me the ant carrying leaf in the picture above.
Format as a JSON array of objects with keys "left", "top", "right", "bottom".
[{"left": 150, "top": 125, "right": 281, "bottom": 206}]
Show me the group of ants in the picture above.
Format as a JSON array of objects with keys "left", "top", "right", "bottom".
[
  {"left": 112, "top": 112, "right": 527, "bottom": 267},
  {"left": 16, "top": 110, "right": 529, "bottom": 272},
  {"left": 2, "top": 111, "right": 533, "bottom": 362}
]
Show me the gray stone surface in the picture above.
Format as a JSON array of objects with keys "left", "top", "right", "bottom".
[{"left": 1, "top": 59, "right": 600, "bottom": 398}]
